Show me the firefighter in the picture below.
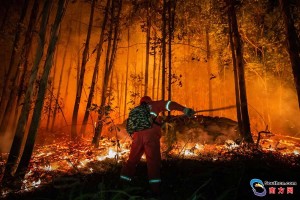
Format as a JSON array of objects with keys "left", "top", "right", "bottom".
[{"left": 120, "top": 96, "right": 195, "bottom": 196}]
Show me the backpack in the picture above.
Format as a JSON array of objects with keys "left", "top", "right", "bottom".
[{"left": 126, "top": 103, "right": 154, "bottom": 135}]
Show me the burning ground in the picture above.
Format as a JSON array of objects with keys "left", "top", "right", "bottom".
[{"left": 1, "top": 115, "right": 300, "bottom": 200}]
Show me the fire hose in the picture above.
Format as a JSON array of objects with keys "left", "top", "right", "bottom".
[
  {"left": 194, "top": 105, "right": 236, "bottom": 113},
  {"left": 163, "top": 105, "right": 237, "bottom": 123}
]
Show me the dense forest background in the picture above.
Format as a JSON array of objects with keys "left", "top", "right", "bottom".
[{"left": 0, "top": 0, "right": 300, "bottom": 154}]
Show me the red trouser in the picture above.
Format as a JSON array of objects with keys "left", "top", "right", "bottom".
[{"left": 121, "top": 126, "right": 161, "bottom": 190}]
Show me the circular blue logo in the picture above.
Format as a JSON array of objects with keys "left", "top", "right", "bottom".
[{"left": 250, "top": 178, "right": 267, "bottom": 197}]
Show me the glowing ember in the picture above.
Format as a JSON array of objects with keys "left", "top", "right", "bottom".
[
  {"left": 183, "top": 149, "right": 196, "bottom": 156},
  {"left": 1, "top": 189, "right": 9, "bottom": 197},
  {"left": 224, "top": 140, "right": 239, "bottom": 150},
  {"left": 0, "top": 133, "right": 299, "bottom": 196},
  {"left": 44, "top": 164, "right": 52, "bottom": 171},
  {"left": 32, "top": 179, "right": 41, "bottom": 188},
  {"left": 97, "top": 148, "right": 121, "bottom": 161}
]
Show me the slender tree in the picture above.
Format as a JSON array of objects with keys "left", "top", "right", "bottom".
[
  {"left": 46, "top": 51, "right": 58, "bottom": 130},
  {"left": 168, "top": 0, "right": 176, "bottom": 104},
  {"left": 161, "top": 0, "right": 167, "bottom": 100},
  {"left": 51, "top": 27, "right": 72, "bottom": 131},
  {"left": 228, "top": 3, "right": 243, "bottom": 136},
  {"left": 71, "top": 0, "right": 96, "bottom": 140},
  {"left": 63, "top": 52, "right": 73, "bottom": 109},
  {"left": 168, "top": 0, "right": 172, "bottom": 104},
  {"left": 279, "top": 0, "right": 300, "bottom": 108},
  {"left": 92, "top": 0, "right": 122, "bottom": 147},
  {"left": 81, "top": 0, "right": 110, "bottom": 136},
  {"left": 0, "top": 0, "right": 40, "bottom": 136},
  {"left": 152, "top": 31, "right": 157, "bottom": 99},
  {"left": 206, "top": 26, "right": 213, "bottom": 116},
  {"left": 123, "top": 26, "right": 130, "bottom": 120},
  {"left": 227, "top": 0, "right": 253, "bottom": 143},
  {"left": 0, "top": 0, "right": 30, "bottom": 123},
  {"left": 144, "top": 0, "right": 151, "bottom": 96},
  {"left": 1, "top": 0, "right": 52, "bottom": 187},
  {"left": 14, "top": 0, "right": 40, "bottom": 129},
  {"left": 14, "top": 0, "right": 68, "bottom": 185}
]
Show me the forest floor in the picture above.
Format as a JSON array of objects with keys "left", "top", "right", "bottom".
[
  {"left": 1, "top": 148, "right": 300, "bottom": 200},
  {"left": 1, "top": 115, "right": 300, "bottom": 200}
]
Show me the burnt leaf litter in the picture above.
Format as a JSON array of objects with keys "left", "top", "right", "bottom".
[{"left": 1, "top": 116, "right": 300, "bottom": 200}]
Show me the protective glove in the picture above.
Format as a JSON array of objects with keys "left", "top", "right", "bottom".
[{"left": 183, "top": 107, "right": 195, "bottom": 117}]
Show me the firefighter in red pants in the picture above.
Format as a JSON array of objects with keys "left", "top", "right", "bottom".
[{"left": 120, "top": 96, "right": 195, "bottom": 195}]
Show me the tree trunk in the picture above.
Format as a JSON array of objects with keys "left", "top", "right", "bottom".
[
  {"left": 228, "top": 5, "right": 243, "bottom": 136},
  {"left": 0, "top": 0, "right": 37, "bottom": 134},
  {"left": 168, "top": 0, "right": 172, "bottom": 103},
  {"left": 161, "top": 0, "right": 167, "bottom": 100},
  {"left": 144, "top": 1, "right": 151, "bottom": 96},
  {"left": 0, "top": 0, "right": 30, "bottom": 124},
  {"left": 279, "top": 0, "right": 300, "bottom": 108},
  {"left": 81, "top": 0, "right": 110, "bottom": 136},
  {"left": 0, "top": 0, "right": 52, "bottom": 188},
  {"left": 46, "top": 52, "right": 58, "bottom": 130},
  {"left": 157, "top": 49, "right": 162, "bottom": 100},
  {"left": 123, "top": 26, "right": 130, "bottom": 120},
  {"left": 206, "top": 26, "right": 213, "bottom": 116},
  {"left": 228, "top": 0, "right": 253, "bottom": 143},
  {"left": 15, "top": 0, "right": 39, "bottom": 122},
  {"left": 14, "top": 0, "right": 67, "bottom": 186},
  {"left": 64, "top": 61, "right": 72, "bottom": 108},
  {"left": 152, "top": 31, "right": 157, "bottom": 99},
  {"left": 51, "top": 27, "right": 72, "bottom": 131},
  {"left": 0, "top": 0, "right": 40, "bottom": 136},
  {"left": 71, "top": 0, "right": 96, "bottom": 140},
  {"left": 92, "top": 0, "right": 122, "bottom": 147}
]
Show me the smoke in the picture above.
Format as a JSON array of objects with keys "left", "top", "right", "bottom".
[{"left": 247, "top": 74, "right": 300, "bottom": 137}]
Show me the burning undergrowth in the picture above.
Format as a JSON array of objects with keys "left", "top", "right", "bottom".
[{"left": 0, "top": 115, "right": 300, "bottom": 198}]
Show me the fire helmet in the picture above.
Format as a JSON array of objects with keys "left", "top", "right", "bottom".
[{"left": 140, "top": 96, "right": 152, "bottom": 104}]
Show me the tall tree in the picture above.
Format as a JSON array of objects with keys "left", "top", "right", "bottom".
[
  {"left": 51, "top": 27, "right": 72, "bottom": 131},
  {"left": 206, "top": 25, "right": 213, "bottom": 116},
  {"left": 161, "top": 0, "right": 167, "bottom": 100},
  {"left": 15, "top": 0, "right": 40, "bottom": 118},
  {"left": 1, "top": 0, "right": 52, "bottom": 187},
  {"left": 80, "top": 0, "right": 110, "bottom": 136},
  {"left": 71, "top": 0, "right": 96, "bottom": 139},
  {"left": 228, "top": 2, "right": 243, "bottom": 138},
  {"left": 144, "top": 0, "right": 151, "bottom": 96},
  {"left": 0, "top": 0, "right": 40, "bottom": 136},
  {"left": 279, "top": 0, "right": 300, "bottom": 108},
  {"left": 168, "top": 0, "right": 176, "bottom": 105},
  {"left": 46, "top": 52, "right": 58, "bottom": 130},
  {"left": 92, "top": 0, "right": 122, "bottom": 147},
  {"left": 123, "top": 25, "right": 130, "bottom": 120},
  {"left": 64, "top": 60, "right": 72, "bottom": 107},
  {"left": 14, "top": 0, "right": 68, "bottom": 185},
  {"left": 227, "top": 0, "right": 253, "bottom": 143},
  {"left": 0, "top": 0, "right": 30, "bottom": 124},
  {"left": 168, "top": 0, "right": 172, "bottom": 104},
  {"left": 152, "top": 31, "right": 158, "bottom": 99}
]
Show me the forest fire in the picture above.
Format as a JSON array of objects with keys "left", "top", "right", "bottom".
[
  {"left": 1, "top": 129, "right": 299, "bottom": 197},
  {"left": 1, "top": 0, "right": 300, "bottom": 199}
]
